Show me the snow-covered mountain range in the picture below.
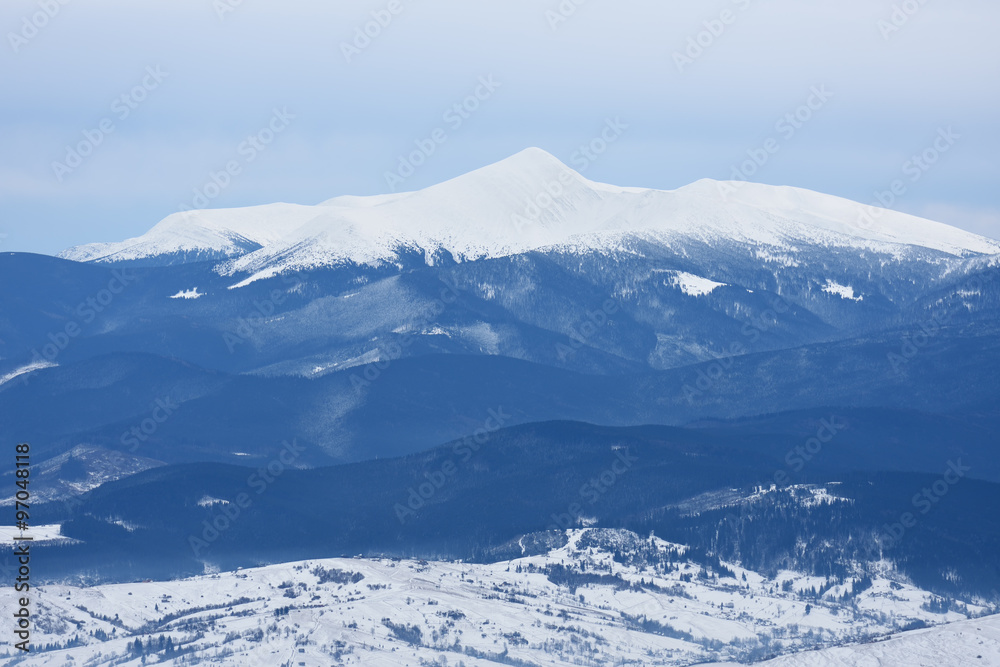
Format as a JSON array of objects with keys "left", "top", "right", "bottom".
[
  {"left": 60, "top": 148, "right": 1000, "bottom": 287},
  {"left": 11, "top": 149, "right": 1000, "bottom": 468},
  {"left": 8, "top": 150, "right": 1000, "bottom": 666}
]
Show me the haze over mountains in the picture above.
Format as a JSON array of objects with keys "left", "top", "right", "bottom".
[
  {"left": 4, "top": 149, "right": 999, "bottom": 471},
  {"left": 3, "top": 149, "right": 1000, "bottom": 664}
]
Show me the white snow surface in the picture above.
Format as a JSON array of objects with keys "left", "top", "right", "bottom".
[
  {"left": 196, "top": 495, "right": 230, "bottom": 507},
  {"left": 4, "top": 528, "right": 993, "bottom": 666},
  {"left": 0, "top": 524, "right": 74, "bottom": 545},
  {"left": 667, "top": 270, "right": 727, "bottom": 297},
  {"left": 169, "top": 287, "right": 204, "bottom": 299},
  {"left": 708, "top": 613, "right": 1000, "bottom": 666},
  {"left": 823, "top": 280, "right": 863, "bottom": 302},
  {"left": 0, "top": 360, "right": 56, "bottom": 387},
  {"left": 59, "top": 149, "right": 1000, "bottom": 286},
  {"left": 60, "top": 203, "right": 315, "bottom": 264}
]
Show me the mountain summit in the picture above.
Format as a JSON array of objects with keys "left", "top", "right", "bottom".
[{"left": 59, "top": 148, "right": 1000, "bottom": 284}]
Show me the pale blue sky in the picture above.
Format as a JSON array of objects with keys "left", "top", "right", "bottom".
[{"left": 2, "top": 0, "right": 998, "bottom": 254}]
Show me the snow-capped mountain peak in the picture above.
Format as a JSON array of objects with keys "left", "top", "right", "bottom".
[
  {"left": 58, "top": 203, "right": 319, "bottom": 264},
  {"left": 58, "top": 148, "right": 1000, "bottom": 282}
]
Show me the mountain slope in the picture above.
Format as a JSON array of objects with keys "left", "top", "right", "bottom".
[
  {"left": 58, "top": 203, "right": 319, "bottom": 265},
  {"left": 712, "top": 613, "right": 1000, "bottom": 666},
  {"left": 6, "top": 317, "right": 1000, "bottom": 469},
  {"left": 29, "top": 419, "right": 1000, "bottom": 603}
]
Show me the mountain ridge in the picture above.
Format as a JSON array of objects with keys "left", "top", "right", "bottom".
[{"left": 59, "top": 148, "right": 1000, "bottom": 285}]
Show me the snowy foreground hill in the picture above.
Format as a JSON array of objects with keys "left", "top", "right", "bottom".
[
  {"left": 4, "top": 529, "right": 995, "bottom": 666},
  {"left": 705, "top": 615, "right": 1000, "bottom": 666}
]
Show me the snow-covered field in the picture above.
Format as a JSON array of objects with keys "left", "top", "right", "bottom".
[
  {"left": 2, "top": 529, "right": 993, "bottom": 666},
  {"left": 0, "top": 524, "right": 69, "bottom": 544},
  {"left": 708, "top": 613, "right": 1000, "bottom": 666}
]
